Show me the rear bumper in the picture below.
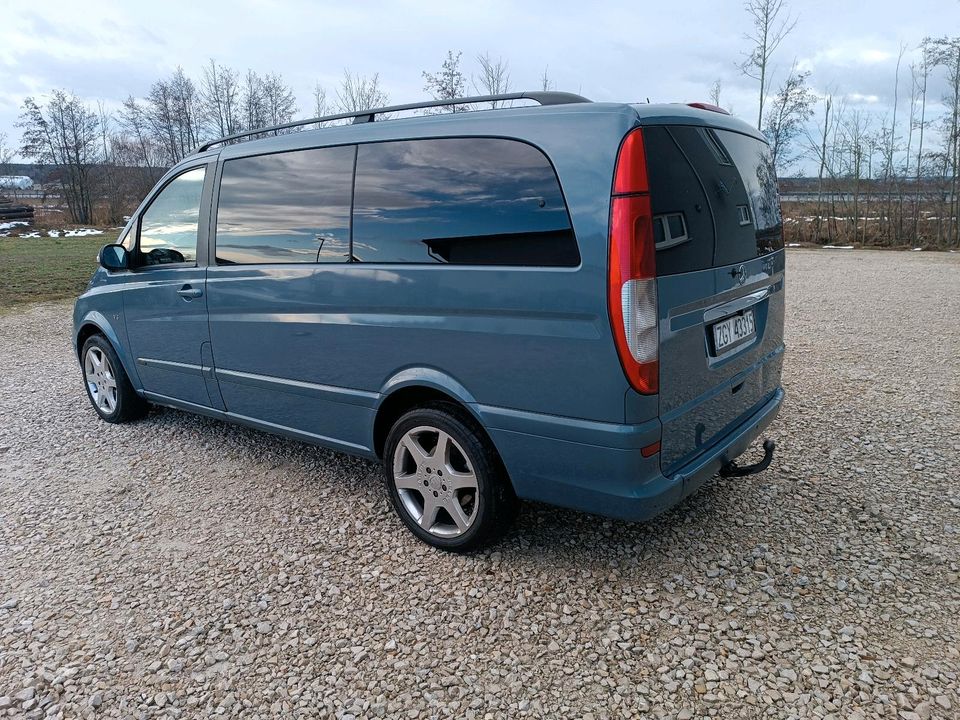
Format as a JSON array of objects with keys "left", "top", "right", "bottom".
[{"left": 483, "top": 387, "right": 784, "bottom": 521}]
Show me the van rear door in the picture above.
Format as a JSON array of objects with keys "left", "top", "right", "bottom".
[{"left": 643, "top": 123, "right": 785, "bottom": 476}]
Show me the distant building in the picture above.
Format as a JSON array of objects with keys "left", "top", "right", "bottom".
[{"left": 0, "top": 176, "right": 34, "bottom": 190}]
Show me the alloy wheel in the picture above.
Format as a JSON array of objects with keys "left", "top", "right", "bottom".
[
  {"left": 84, "top": 346, "right": 118, "bottom": 414},
  {"left": 392, "top": 425, "right": 479, "bottom": 537}
]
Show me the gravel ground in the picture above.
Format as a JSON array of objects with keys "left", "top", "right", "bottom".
[{"left": 1, "top": 249, "right": 958, "bottom": 720}]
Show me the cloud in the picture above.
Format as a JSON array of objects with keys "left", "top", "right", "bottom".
[{"left": 1, "top": 0, "right": 958, "bottom": 174}]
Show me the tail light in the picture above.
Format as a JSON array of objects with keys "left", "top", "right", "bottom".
[{"left": 609, "top": 128, "right": 658, "bottom": 394}]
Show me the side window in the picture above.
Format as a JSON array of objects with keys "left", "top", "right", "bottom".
[
  {"left": 352, "top": 138, "right": 578, "bottom": 266},
  {"left": 215, "top": 145, "right": 355, "bottom": 264},
  {"left": 136, "top": 167, "right": 206, "bottom": 267},
  {"left": 119, "top": 226, "right": 133, "bottom": 250}
]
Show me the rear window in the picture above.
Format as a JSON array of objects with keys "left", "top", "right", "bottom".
[
  {"left": 645, "top": 125, "right": 782, "bottom": 276},
  {"left": 352, "top": 138, "right": 579, "bottom": 266},
  {"left": 643, "top": 126, "right": 715, "bottom": 275},
  {"left": 712, "top": 129, "right": 783, "bottom": 262},
  {"left": 215, "top": 145, "right": 354, "bottom": 264}
]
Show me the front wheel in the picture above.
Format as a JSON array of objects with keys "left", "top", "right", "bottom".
[
  {"left": 81, "top": 335, "right": 148, "bottom": 423},
  {"left": 383, "top": 403, "right": 518, "bottom": 552}
]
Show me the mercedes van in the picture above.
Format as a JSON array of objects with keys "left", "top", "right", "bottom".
[{"left": 74, "top": 92, "right": 784, "bottom": 551}]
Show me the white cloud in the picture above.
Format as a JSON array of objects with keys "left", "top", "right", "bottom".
[
  {"left": 845, "top": 92, "right": 881, "bottom": 104},
  {"left": 1, "top": 0, "right": 958, "bottom": 174}
]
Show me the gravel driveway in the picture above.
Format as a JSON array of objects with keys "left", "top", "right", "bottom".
[{"left": 1, "top": 249, "right": 958, "bottom": 720}]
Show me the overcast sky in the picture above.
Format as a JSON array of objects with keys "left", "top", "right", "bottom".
[{"left": 1, "top": 0, "right": 957, "bottom": 171}]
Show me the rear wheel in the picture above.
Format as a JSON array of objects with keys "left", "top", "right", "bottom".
[
  {"left": 383, "top": 403, "right": 517, "bottom": 552},
  {"left": 81, "top": 335, "right": 148, "bottom": 423}
]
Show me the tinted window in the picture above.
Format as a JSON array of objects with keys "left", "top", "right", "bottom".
[
  {"left": 216, "top": 145, "right": 354, "bottom": 264},
  {"left": 137, "top": 167, "right": 206, "bottom": 266},
  {"left": 644, "top": 126, "right": 715, "bottom": 275},
  {"left": 646, "top": 126, "right": 782, "bottom": 275},
  {"left": 713, "top": 129, "right": 783, "bottom": 262},
  {"left": 352, "top": 138, "right": 578, "bottom": 266}
]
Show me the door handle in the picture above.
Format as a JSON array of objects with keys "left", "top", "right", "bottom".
[{"left": 177, "top": 285, "right": 203, "bottom": 300}]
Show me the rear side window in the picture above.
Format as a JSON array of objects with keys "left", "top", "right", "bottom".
[
  {"left": 352, "top": 138, "right": 578, "bottom": 266},
  {"left": 215, "top": 145, "right": 354, "bottom": 264},
  {"left": 645, "top": 126, "right": 782, "bottom": 275}
]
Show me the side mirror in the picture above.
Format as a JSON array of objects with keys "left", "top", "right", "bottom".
[{"left": 99, "top": 244, "right": 129, "bottom": 271}]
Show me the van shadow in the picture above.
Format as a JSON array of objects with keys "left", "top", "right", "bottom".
[
  {"left": 504, "top": 485, "right": 745, "bottom": 572},
  {"left": 145, "top": 405, "right": 761, "bottom": 573}
]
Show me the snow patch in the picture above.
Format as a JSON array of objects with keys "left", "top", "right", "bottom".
[
  {"left": 0, "top": 221, "right": 29, "bottom": 231},
  {"left": 822, "top": 245, "right": 854, "bottom": 250},
  {"left": 786, "top": 243, "right": 802, "bottom": 247},
  {"left": 64, "top": 228, "right": 103, "bottom": 237}
]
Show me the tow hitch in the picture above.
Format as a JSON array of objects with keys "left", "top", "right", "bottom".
[{"left": 720, "top": 439, "right": 776, "bottom": 478}]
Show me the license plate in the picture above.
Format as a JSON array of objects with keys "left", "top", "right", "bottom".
[{"left": 712, "top": 310, "right": 756, "bottom": 352}]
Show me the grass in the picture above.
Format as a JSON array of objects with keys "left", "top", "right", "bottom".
[{"left": 0, "top": 236, "right": 106, "bottom": 310}]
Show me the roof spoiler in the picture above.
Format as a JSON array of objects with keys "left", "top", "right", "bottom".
[{"left": 686, "top": 102, "right": 731, "bottom": 115}]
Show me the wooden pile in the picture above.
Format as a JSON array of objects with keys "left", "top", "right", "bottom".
[{"left": 0, "top": 195, "right": 34, "bottom": 222}]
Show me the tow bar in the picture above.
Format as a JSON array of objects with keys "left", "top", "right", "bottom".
[{"left": 719, "top": 439, "right": 776, "bottom": 478}]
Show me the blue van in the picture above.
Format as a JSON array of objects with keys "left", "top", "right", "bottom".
[{"left": 74, "top": 92, "right": 784, "bottom": 551}]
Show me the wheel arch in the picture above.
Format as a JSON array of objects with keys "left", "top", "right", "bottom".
[
  {"left": 75, "top": 322, "right": 104, "bottom": 359},
  {"left": 372, "top": 369, "right": 495, "bottom": 463},
  {"left": 74, "top": 312, "right": 142, "bottom": 391}
]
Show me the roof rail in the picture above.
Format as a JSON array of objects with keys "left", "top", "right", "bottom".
[{"left": 193, "top": 91, "right": 591, "bottom": 154}]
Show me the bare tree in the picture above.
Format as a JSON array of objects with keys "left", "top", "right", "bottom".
[
  {"left": 96, "top": 102, "right": 126, "bottom": 225},
  {"left": 199, "top": 59, "right": 241, "bottom": 139},
  {"left": 912, "top": 41, "right": 934, "bottom": 239},
  {"left": 241, "top": 70, "right": 268, "bottom": 135},
  {"left": 762, "top": 63, "right": 815, "bottom": 172},
  {"left": 170, "top": 67, "right": 201, "bottom": 154},
  {"left": 143, "top": 68, "right": 201, "bottom": 164},
  {"left": 708, "top": 79, "right": 723, "bottom": 107},
  {"left": 313, "top": 84, "right": 328, "bottom": 117},
  {"left": 877, "top": 43, "right": 907, "bottom": 244},
  {"left": 539, "top": 66, "right": 555, "bottom": 92},
  {"left": 841, "top": 110, "right": 871, "bottom": 244},
  {"left": 312, "top": 84, "right": 340, "bottom": 127},
  {"left": 928, "top": 36, "right": 960, "bottom": 246},
  {"left": 902, "top": 55, "right": 920, "bottom": 242},
  {"left": 336, "top": 70, "right": 389, "bottom": 113},
  {"left": 882, "top": 44, "right": 907, "bottom": 181},
  {"left": 808, "top": 92, "right": 834, "bottom": 242},
  {"left": 0, "top": 131, "right": 14, "bottom": 175},
  {"left": 739, "top": 0, "right": 798, "bottom": 129},
  {"left": 260, "top": 73, "right": 298, "bottom": 130},
  {"left": 17, "top": 90, "right": 102, "bottom": 223},
  {"left": 423, "top": 51, "right": 468, "bottom": 112},
  {"left": 474, "top": 53, "right": 511, "bottom": 107},
  {"left": 144, "top": 80, "right": 177, "bottom": 164},
  {"left": 117, "top": 95, "right": 165, "bottom": 179}
]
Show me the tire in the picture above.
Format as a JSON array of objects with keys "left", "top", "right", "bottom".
[
  {"left": 383, "top": 402, "right": 518, "bottom": 552},
  {"left": 80, "top": 334, "right": 148, "bottom": 423}
]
